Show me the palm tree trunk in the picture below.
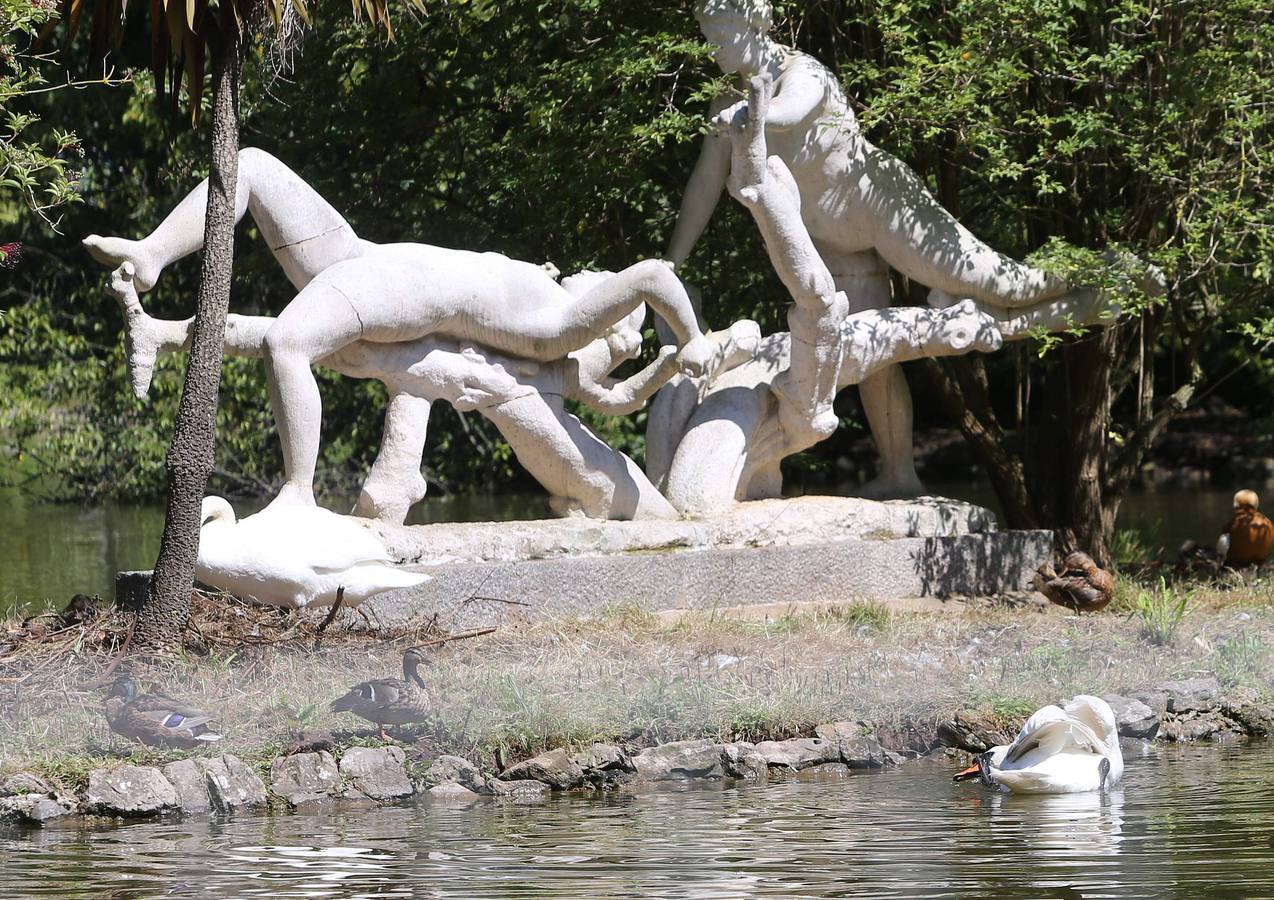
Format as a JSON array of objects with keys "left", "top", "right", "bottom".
[{"left": 135, "top": 21, "right": 242, "bottom": 650}]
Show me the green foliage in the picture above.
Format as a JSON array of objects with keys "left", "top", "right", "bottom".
[
  {"left": 1130, "top": 577, "right": 1191, "bottom": 645},
  {"left": 1, "top": 0, "right": 86, "bottom": 227},
  {"left": 1215, "top": 631, "right": 1268, "bottom": 688},
  {"left": 3, "top": 0, "right": 1273, "bottom": 506},
  {"left": 1111, "top": 523, "right": 1164, "bottom": 566}
]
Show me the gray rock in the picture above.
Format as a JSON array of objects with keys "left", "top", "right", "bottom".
[
  {"left": 1140, "top": 677, "right": 1220, "bottom": 715},
  {"left": 499, "top": 748, "right": 584, "bottom": 790},
  {"left": 570, "top": 743, "right": 635, "bottom": 775},
  {"left": 484, "top": 778, "right": 551, "bottom": 799},
  {"left": 427, "top": 755, "right": 486, "bottom": 792},
  {"left": 339, "top": 746, "right": 414, "bottom": 801},
  {"left": 0, "top": 772, "right": 54, "bottom": 798},
  {"left": 203, "top": 755, "right": 267, "bottom": 812},
  {"left": 793, "top": 762, "right": 851, "bottom": 779},
  {"left": 427, "top": 782, "right": 479, "bottom": 804},
  {"left": 631, "top": 739, "right": 725, "bottom": 780},
  {"left": 0, "top": 795, "right": 74, "bottom": 824},
  {"left": 1160, "top": 711, "right": 1233, "bottom": 742},
  {"left": 1221, "top": 699, "right": 1274, "bottom": 737},
  {"left": 86, "top": 765, "right": 179, "bottom": 817},
  {"left": 162, "top": 759, "right": 210, "bottom": 813},
  {"left": 935, "top": 715, "right": 1000, "bottom": 753},
  {"left": 720, "top": 742, "right": 767, "bottom": 780},
  {"left": 270, "top": 751, "right": 340, "bottom": 805},
  {"left": 1103, "top": 695, "right": 1160, "bottom": 740},
  {"left": 815, "top": 722, "right": 888, "bottom": 768},
  {"left": 752, "top": 737, "right": 838, "bottom": 771}
]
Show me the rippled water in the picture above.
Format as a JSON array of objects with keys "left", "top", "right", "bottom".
[{"left": 2, "top": 742, "right": 1271, "bottom": 898}]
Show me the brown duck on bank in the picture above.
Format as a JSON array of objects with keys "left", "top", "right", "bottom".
[
  {"left": 330, "top": 648, "right": 434, "bottom": 741},
  {"left": 103, "top": 675, "right": 223, "bottom": 748},
  {"left": 1035, "top": 551, "right": 1116, "bottom": 613},
  {"left": 1217, "top": 490, "right": 1274, "bottom": 568}
]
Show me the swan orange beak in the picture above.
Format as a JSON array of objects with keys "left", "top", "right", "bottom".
[{"left": 952, "top": 762, "right": 982, "bottom": 782}]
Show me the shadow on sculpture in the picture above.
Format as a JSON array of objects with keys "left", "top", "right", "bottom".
[
  {"left": 667, "top": 0, "right": 1157, "bottom": 499},
  {"left": 90, "top": 4, "right": 1145, "bottom": 538}
]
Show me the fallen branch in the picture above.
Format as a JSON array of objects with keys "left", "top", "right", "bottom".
[{"left": 314, "top": 587, "right": 346, "bottom": 651}]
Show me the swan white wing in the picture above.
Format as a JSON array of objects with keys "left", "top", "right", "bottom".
[
  {"left": 237, "top": 507, "right": 395, "bottom": 572},
  {"left": 1002, "top": 706, "right": 1103, "bottom": 767}
]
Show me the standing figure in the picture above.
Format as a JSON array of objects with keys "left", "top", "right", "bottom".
[
  {"left": 668, "top": 0, "right": 1092, "bottom": 498},
  {"left": 86, "top": 149, "right": 713, "bottom": 510}
]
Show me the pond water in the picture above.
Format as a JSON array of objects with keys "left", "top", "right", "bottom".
[
  {"left": 0, "top": 484, "right": 1240, "bottom": 617},
  {"left": 2, "top": 741, "right": 1271, "bottom": 898}
]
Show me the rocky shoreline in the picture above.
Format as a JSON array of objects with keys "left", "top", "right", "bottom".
[{"left": 2, "top": 675, "right": 1267, "bottom": 828}]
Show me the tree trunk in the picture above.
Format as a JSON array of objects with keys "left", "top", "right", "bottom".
[
  {"left": 135, "top": 22, "right": 242, "bottom": 651},
  {"left": 1060, "top": 327, "right": 1117, "bottom": 567}
]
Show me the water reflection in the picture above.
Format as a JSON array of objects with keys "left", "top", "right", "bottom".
[{"left": 2, "top": 743, "right": 1272, "bottom": 898}]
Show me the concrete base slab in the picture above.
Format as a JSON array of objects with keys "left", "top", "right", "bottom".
[{"left": 358, "top": 496, "right": 1053, "bottom": 630}]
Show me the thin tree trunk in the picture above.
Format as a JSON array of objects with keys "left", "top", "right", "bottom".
[
  {"left": 1060, "top": 327, "right": 1117, "bottom": 567},
  {"left": 136, "top": 21, "right": 242, "bottom": 650}
]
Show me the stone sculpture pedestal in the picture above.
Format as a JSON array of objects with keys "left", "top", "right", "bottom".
[{"left": 359, "top": 496, "right": 1052, "bottom": 630}]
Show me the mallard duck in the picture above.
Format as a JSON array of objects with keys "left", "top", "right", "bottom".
[
  {"left": 1034, "top": 551, "right": 1115, "bottom": 612},
  {"left": 196, "top": 496, "right": 432, "bottom": 609},
  {"left": 330, "top": 648, "right": 434, "bottom": 740},
  {"left": 1218, "top": 490, "right": 1274, "bottom": 568},
  {"left": 953, "top": 695, "right": 1123, "bottom": 794},
  {"left": 103, "top": 676, "right": 223, "bottom": 748}
]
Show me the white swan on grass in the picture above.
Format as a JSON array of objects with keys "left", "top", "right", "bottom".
[
  {"left": 953, "top": 695, "right": 1123, "bottom": 794},
  {"left": 196, "top": 496, "right": 430, "bottom": 609}
]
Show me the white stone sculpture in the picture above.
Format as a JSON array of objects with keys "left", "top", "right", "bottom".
[
  {"left": 649, "top": 71, "right": 1117, "bottom": 515},
  {"left": 667, "top": 0, "right": 1144, "bottom": 499},
  {"left": 196, "top": 496, "right": 429, "bottom": 608},
  {"left": 86, "top": 148, "right": 714, "bottom": 513},
  {"left": 106, "top": 261, "right": 759, "bottom": 523}
]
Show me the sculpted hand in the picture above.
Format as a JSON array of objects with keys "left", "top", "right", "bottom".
[
  {"left": 676, "top": 334, "right": 714, "bottom": 378},
  {"left": 712, "top": 100, "right": 749, "bottom": 133}
]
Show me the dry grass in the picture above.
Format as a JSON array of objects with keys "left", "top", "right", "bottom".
[{"left": 2, "top": 576, "right": 1272, "bottom": 787}]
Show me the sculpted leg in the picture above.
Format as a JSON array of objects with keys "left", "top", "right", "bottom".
[
  {"left": 822, "top": 248, "right": 925, "bottom": 500},
  {"left": 85, "top": 148, "right": 365, "bottom": 292},
  {"left": 859, "top": 145, "right": 1068, "bottom": 310},
  {"left": 529, "top": 259, "right": 712, "bottom": 376},
  {"left": 355, "top": 390, "right": 432, "bottom": 524},
  {"left": 262, "top": 281, "right": 368, "bottom": 508}
]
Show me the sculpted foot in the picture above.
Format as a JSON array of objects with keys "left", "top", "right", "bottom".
[
  {"left": 264, "top": 483, "right": 318, "bottom": 512},
  {"left": 83, "top": 234, "right": 161, "bottom": 292},
  {"left": 676, "top": 334, "right": 714, "bottom": 378},
  {"left": 856, "top": 473, "right": 925, "bottom": 501}
]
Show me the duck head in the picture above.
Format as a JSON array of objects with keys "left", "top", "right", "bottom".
[
  {"left": 107, "top": 675, "right": 137, "bottom": 701},
  {"left": 200, "top": 496, "right": 236, "bottom": 528},
  {"left": 402, "top": 647, "right": 429, "bottom": 688},
  {"left": 1234, "top": 490, "right": 1259, "bottom": 511},
  {"left": 1062, "top": 551, "right": 1099, "bottom": 574}
]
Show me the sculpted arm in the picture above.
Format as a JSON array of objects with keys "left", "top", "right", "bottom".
[
  {"left": 666, "top": 95, "right": 736, "bottom": 267},
  {"left": 716, "top": 61, "right": 824, "bottom": 132},
  {"left": 569, "top": 346, "right": 680, "bottom": 416}
]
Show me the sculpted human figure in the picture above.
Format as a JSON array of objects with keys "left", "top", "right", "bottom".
[
  {"left": 650, "top": 74, "right": 1113, "bottom": 515},
  {"left": 668, "top": 0, "right": 1104, "bottom": 498},
  {"left": 86, "top": 148, "right": 714, "bottom": 510},
  {"left": 106, "top": 261, "right": 760, "bottom": 523}
]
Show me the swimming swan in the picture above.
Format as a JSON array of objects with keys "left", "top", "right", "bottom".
[
  {"left": 196, "top": 496, "right": 430, "bottom": 608},
  {"left": 953, "top": 695, "right": 1123, "bottom": 794}
]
